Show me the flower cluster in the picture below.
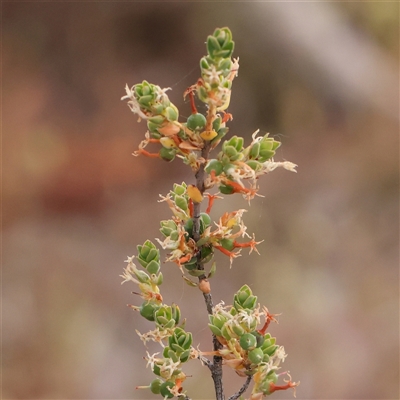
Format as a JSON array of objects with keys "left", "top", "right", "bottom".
[
  {"left": 157, "top": 183, "right": 262, "bottom": 277},
  {"left": 205, "top": 131, "right": 297, "bottom": 201},
  {"left": 121, "top": 241, "right": 194, "bottom": 398},
  {"left": 208, "top": 285, "right": 299, "bottom": 398}
]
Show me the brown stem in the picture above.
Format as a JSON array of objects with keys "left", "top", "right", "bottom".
[{"left": 192, "top": 104, "right": 224, "bottom": 400}]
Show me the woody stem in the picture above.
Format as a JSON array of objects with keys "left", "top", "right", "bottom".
[{"left": 192, "top": 104, "right": 224, "bottom": 400}]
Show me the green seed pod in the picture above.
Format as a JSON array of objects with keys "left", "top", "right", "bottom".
[
  {"left": 159, "top": 147, "right": 176, "bottom": 162},
  {"left": 150, "top": 378, "right": 163, "bottom": 394},
  {"left": 240, "top": 333, "right": 257, "bottom": 351},
  {"left": 205, "top": 159, "right": 224, "bottom": 176},
  {"left": 187, "top": 113, "right": 207, "bottom": 131},
  {"left": 248, "top": 347, "right": 264, "bottom": 365},
  {"left": 219, "top": 184, "right": 235, "bottom": 195},
  {"left": 160, "top": 381, "right": 174, "bottom": 399},
  {"left": 220, "top": 238, "right": 235, "bottom": 251},
  {"left": 139, "top": 301, "right": 159, "bottom": 321}
]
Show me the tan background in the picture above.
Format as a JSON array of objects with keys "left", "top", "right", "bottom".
[{"left": 3, "top": 2, "right": 399, "bottom": 399}]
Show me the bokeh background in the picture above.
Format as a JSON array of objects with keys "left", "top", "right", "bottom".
[{"left": 3, "top": 2, "right": 399, "bottom": 399}]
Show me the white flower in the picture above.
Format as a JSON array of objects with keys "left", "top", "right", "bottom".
[{"left": 121, "top": 84, "right": 149, "bottom": 120}]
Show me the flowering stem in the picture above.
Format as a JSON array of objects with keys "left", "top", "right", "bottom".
[{"left": 192, "top": 105, "right": 224, "bottom": 400}]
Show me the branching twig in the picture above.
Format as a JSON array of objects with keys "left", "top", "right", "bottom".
[{"left": 228, "top": 375, "right": 252, "bottom": 400}]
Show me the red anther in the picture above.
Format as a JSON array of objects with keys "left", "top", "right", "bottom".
[
  {"left": 188, "top": 199, "right": 194, "bottom": 217},
  {"left": 221, "top": 111, "right": 233, "bottom": 123},
  {"left": 137, "top": 148, "right": 159, "bottom": 158},
  {"left": 148, "top": 138, "right": 161, "bottom": 143}
]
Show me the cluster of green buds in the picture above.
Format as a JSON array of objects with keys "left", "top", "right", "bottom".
[
  {"left": 197, "top": 27, "right": 238, "bottom": 111},
  {"left": 205, "top": 131, "right": 297, "bottom": 200},
  {"left": 122, "top": 240, "right": 196, "bottom": 398},
  {"left": 208, "top": 285, "right": 298, "bottom": 396},
  {"left": 142, "top": 326, "right": 193, "bottom": 398}
]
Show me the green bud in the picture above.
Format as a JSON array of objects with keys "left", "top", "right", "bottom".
[
  {"left": 234, "top": 285, "right": 257, "bottom": 311},
  {"left": 148, "top": 115, "right": 165, "bottom": 125},
  {"left": 187, "top": 113, "right": 207, "bottom": 131},
  {"left": 200, "top": 245, "right": 214, "bottom": 264},
  {"left": 163, "top": 105, "right": 179, "bottom": 121},
  {"left": 208, "top": 323, "right": 223, "bottom": 337},
  {"left": 173, "top": 182, "right": 187, "bottom": 196},
  {"left": 223, "top": 145, "right": 239, "bottom": 159},
  {"left": 219, "top": 184, "right": 235, "bottom": 195},
  {"left": 200, "top": 212, "right": 211, "bottom": 227},
  {"left": 146, "top": 260, "right": 160, "bottom": 274},
  {"left": 248, "top": 348, "right": 264, "bottom": 365},
  {"left": 207, "top": 35, "right": 222, "bottom": 57},
  {"left": 200, "top": 56, "right": 211, "bottom": 70},
  {"left": 160, "top": 381, "right": 174, "bottom": 399},
  {"left": 253, "top": 331, "right": 265, "bottom": 348},
  {"left": 249, "top": 142, "right": 260, "bottom": 159},
  {"left": 160, "top": 220, "right": 177, "bottom": 237},
  {"left": 246, "top": 160, "right": 263, "bottom": 171},
  {"left": 155, "top": 306, "right": 178, "bottom": 329},
  {"left": 140, "top": 301, "right": 160, "bottom": 321},
  {"left": 240, "top": 333, "right": 257, "bottom": 350},
  {"left": 231, "top": 324, "right": 245, "bottom": 337},
  {"left": 212, "top": 116, "right": 222, "bottom": 131},
  {"left": 205, "top": 159, "right": 224, "bottom": 176},
  {"left": 159, "top": 147, "right": 176, "bottom": 162},
  {"left": 175, "top": 195, "right": 188, "bottom": 211},
  {"left": 220, "top": 238, "right": 235, "bottom": 251},
  {"left": 150, "top": 378, "right": 163, "bottom": 394}
]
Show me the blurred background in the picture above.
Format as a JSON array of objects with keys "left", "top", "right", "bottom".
[{"left": 3, "top": 2, "right": 399, "bottom": 399}]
